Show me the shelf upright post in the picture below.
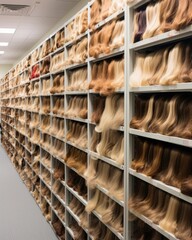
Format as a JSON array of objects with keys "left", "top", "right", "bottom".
[
  {"left": 124, "top": 3, "right": 129, "bottom": 240},
  {"left": 87, "top": 2, "right": 92, "bottom": 239},
  {"left": 64, "top": 22, "right": 69, "bottom": 240},
  {"left": 126, "top": 3, "right": 137, "bottom": 239}
]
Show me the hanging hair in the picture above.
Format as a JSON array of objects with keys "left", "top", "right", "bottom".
[
  {"left": 95, "top": 94, "right": 123, "bottom": 132},
  {"left": 175, "top": 201, "right": 192, "bottom": 240},
  {"left": 142, "top": 2, "right": 161, "bottom": 39},
  {"left": 181, "top": 177, "right": 192, "bottom": 197},
  {"left": 159, "top": 196, "right": 180, "bottom": 234},
  {"left": 130, "top": 53, "right": 145, "bottom": 87},
  {"left": 157, "top": 0, "right": 179, "bottom": 34},
  {"left": 171, "top": 0, "right": 191, "bottom": 31},
  {"left": 132, "top": 10, "right": 146, "bottom": 43}
]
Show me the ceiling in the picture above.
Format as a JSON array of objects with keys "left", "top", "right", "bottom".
[{"left": 0, "top": 0, "right": 81, "bottom": 65}]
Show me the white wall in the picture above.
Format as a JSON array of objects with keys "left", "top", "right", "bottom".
[
  {"left": 0, "top": 64, "right": 13, "bottom": 78},
  {"left": 14, "top": 0, "right": 88, "bottom": 65}
]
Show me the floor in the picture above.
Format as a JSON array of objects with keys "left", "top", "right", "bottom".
[{"left": 0, "top": 146, "right": 58, "bottom": 240}]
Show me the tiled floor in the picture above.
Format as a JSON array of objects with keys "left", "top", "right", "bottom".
[{"left": 0, "top": 146, "right": 58, "bottom": 240}]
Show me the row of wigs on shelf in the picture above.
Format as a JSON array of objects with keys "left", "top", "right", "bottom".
[
  {"left": 130, "top": 93, "right": 192, "bottom": 139},
  {"left": 89, "top": 57, "right": 124, "bottom": 95},
  {"left": 132, "top": 0, "right": 192, "bottom": 43},
  {"left": 89, "top": 18, "right": 124, "bottom": 58},
  {"left": 129, "top": 178, "right": 192, "bottom": 240},
  {"left": 132, "top": 137, "right": 192, "bottom": 197},
  {"left": 90, "top": 0, "right": 126, "bottom": 29},
  {"left": 130, "top": 42, "right": 192, "bottom": 87}
]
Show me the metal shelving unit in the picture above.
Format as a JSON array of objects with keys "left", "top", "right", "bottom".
[
  {"left": 0, "top": 1, "right": 126, "bottom": 239},
  {"left": 1, "top": 0, "right": 192, "bottom": 239},
  {"left": 127, "top": 0, "right": 192, "bottom": 239}
]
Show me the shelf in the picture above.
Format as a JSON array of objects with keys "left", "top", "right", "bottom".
[
  {"left": 65, "top": 30, "right": 88, "bottom": 47},
  {"left": 25, "top": 145, "right": 33, "bottom": 155},
  {"left": 50, "top": 113, "right": 65, "bottom": 119},
  {"left": 89, "top": 88, "right": 124, "bottom": 94},
  {"left": 129, "top": 209, "right": 179, "bottom": 240},
  {"left": 29, "top": 138, "right": 41, "bottom": 146},
  {"left": 90, "top": 151, "right": 124, "bottom": 170},
  {"left": 65, "top": 116, "right": 88, "bottom": 123},
  {"left": 51, "top": 92, "right": 65, "bottom": 96},
  {"left": 130, "top": 129, "right": 192, "bottom": 148},
  {"left": 66, "top": 164, "right": 86, "bottom": 180},
  {"left": 93, "top": 210, "right": 124, "bottom": 240},
  {"left": 42, "top": 194, "right": 52, "bottom": 206},
  {"left": 50, "top": 45, "right": 64, "bottom": 56},
  {"left": 24, "top": 158, "right": 33, "bottom": 168},
  {"left": 14, "top": 80, "right": 29, "bottom": 89},
  {"left": 66, "top": 184, "right": 87, "bottom": 206},
  {"left": 66, "top": 141, "right": 88, "bottom": 153},
  {"left": 130, "top": 25, "right": 192, "bottom": 51},
  {"left": 30, "top": 110, "right": 41, "bottom": 114},
  {"left": 96, "top": 184, "right": 124, "bottom": 207},
  {"left": 90, "top": 9, "right": 124, "bottom": 32},
  {"left": 128, "top": 0, "right": 151, "bottom": 9},
  {"left": 39, "top": 111, "right": 51, "bottom": 116},
  {"left": 66, "top": 226, "right": 75, "bottom": 239},
  {"left": 35, "top": 53, "right": 51, "bottom": 66},
  {"left": 1, "top": 119, "right": 14, "bottom": 128},
  {"left": 65, "top": 91, "right": 88, "bottom": 95},
  {"left": 1, "top": 112, "right": 11, "bottom": 117},
  {"left": 40, "top": 73, "right": 50, "bottom": 79},
  {"left": 1, "top": 97, "right": 11, "bottom": 100},
  {"left": 66, "top": 207, "right": 81, "bottom": 226},
  {"left": 45, "top": 132, "right": 65, "bottom": 143},
  {"left": 60, "top": 180, "right": 65, "bottom": 187},
  {"left": 50, "top": 68, "right": 64, "bottom": 76},
  {"left": 39, "top": 144, "right": 52, "bottom": 155},
  {"left": 129, "top": 169, "right": 192, "bottom": 204},
  {"left": 51, "top": 153, "right": 65, "bottom": 164},
  {"left": 39, "top": 93, "right": 51, "bottom": 97},
  {"left": 52, "top": 190, "right": 66, "bottom": 207},
  {"left": 65, "top": 61, "right": 88, "bottom": 71},
  {"left": 90, "top": 121, "right": 124, "bottom": 132},
  {"left": 41, "top": 161, "right": 52, "bottom": 173},
  {"left": 30, "top": 77, "right": 40, "bottom": 82},
  {"left": 129, "top": 83, "right": 192, "bottom": 93},
  {"left": 51, "top": 207, "right": 66, "bottom": 227},
  {"left": 14, "top": 128, "right": 26, "bottom": 136},
  {"left": 31, "top": 94, "right": 41, "bottom": 97},
  {"left": 89, "top": 46, "right": 124, "bottom": 62},
  {"left": 66, "top": 206, "right": 92, "bottom": 237},
  {"left": 38, "top": 128, "right": 51, "bottom": 135},
  {"left": 39, "top": 176, "right": 52, "bottom": 191}
]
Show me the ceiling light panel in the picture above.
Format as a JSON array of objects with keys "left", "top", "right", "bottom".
[
  {"left": 0, "top": 28, "right": 15, "bottom": 33},
  {"left": 0, "top": 42, "right": 8, "bottom": 46}
]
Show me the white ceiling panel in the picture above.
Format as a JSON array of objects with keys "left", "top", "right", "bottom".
[
  {"left": 0, "top": 15, "right": 21, "bottom": 27},
  {"left": 0, "top": 1, "right": 35, "bottom": 4},
  {"left": 30, "top": 2, "right": 77, "bottom": 17},
  {"left": 0, "top": 35, "right": 13, "bottom": 41}
]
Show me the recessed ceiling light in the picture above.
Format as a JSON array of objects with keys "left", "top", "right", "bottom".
[
  {"left": 0, "top": 51, "right": 5, "bottom": 54},
  {"left": 0, "top": 42, "right": 8, "bottom": 46},
  {"left": 0, "top": 28, "right": 15, "bottom": 34}
]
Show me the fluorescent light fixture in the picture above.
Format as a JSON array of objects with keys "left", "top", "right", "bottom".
[
  {"left": 0, "top": 51, "right": 5, "bottom": 54},
  {"left": 0, "top": 42, "right": 8, "bottom": 46},
  {"left": 0, "top": 28, "right": 15, "bottom": 34}
]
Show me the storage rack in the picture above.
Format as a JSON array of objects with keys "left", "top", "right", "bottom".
[
  {"left": 1, "top": 0, "right": 192, "bottom": 239},
  {"left": 127, "top": 0, "right": 192, "bottom": 239},
  {"left": 0, "top": 1, "right": 127, "bottom": 240}
]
